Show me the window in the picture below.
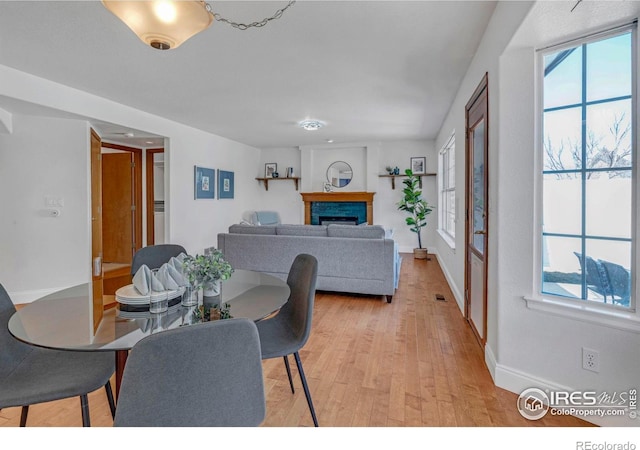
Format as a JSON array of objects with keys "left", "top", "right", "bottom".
[
  {"left": 540, "top": 26, "right": 635, "bottom": 309},
  {"left": 439, "top": 133, "right": 456, "bottom": 243}
]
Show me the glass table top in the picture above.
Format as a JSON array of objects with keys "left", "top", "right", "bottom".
[{"left": 8, "top": 270, "right": 289, "bottom": 352}]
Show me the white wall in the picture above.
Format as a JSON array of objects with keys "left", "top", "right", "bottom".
[
  {"left": 153, "top": 162, "right": 164, "bottom": 201},
  {"left": 0, "top": 64, "right": 262, "bottom": 302},
  {"left": 257, "top": 147, "right": 304, "bottom": 225},
  {"left": 0, "top": 115, "right": 91, "bottom": 302},
  {"left": 166, "top": 131, "right": 260, "bottom": 252},
  {"left": 433, "top": 1, "right": 535, "bottom": 315},
  {"left": 434, "top": 0, "right": 640, "bottom": 426},
  {"left": 493, "top": 5, "right": 640, "bottom": 427},
  {"left": 375, "top": 140, "right": 437, "bottom": 253},
  {"left": 260, "top": 140, "right": 435, "bottom": 252}
]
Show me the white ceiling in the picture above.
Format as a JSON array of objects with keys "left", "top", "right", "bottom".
[{"left": 0, "top": 1, "right": 497, "bottom": 149}]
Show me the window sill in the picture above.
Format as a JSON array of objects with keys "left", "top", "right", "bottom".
[
  {"left": 437, "top": 229, "right": 456, "bottom": 251},
  {"left": 523, "top": 295, "right": 640, "bottom": 333}
]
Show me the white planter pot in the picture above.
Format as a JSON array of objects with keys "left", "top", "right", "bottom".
[{"left": 203, "top": 280, "right": 221, "bottom": 308}]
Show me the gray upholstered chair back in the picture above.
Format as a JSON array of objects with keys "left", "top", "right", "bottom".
[
  {"left": 1, "top": 282, "right": 116, "bottom": 426},
  {"left": 0, "top": 283, "right": 33, "bottom": 378},
  {"left": 113, "top": 318, "right": 266, "bottom": 427},
  {"left": 130, "top": 244, "right": 187, "bottom": 275},
  {"left": 279, "top": 254, "right": 318, "bottom": 348}
]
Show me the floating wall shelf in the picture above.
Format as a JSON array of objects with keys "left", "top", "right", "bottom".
[
  {"left": 378, "top": 173, "right": 436, "bottom": 189},
  {"left": 256, "top": 177, "right": 300, "bottom": 191}
]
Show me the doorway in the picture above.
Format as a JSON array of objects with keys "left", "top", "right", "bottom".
[
  {"left": 101, "top": 142, "right": 142, "bottom": 296},
  {"left": 146, "top": 148, "right": 165, "bottom": 246},
  {"left": 465, "top": 73, "right": 489, "bottom": 347}
]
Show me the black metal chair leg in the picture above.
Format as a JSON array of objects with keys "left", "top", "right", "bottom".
[
  {"left": 80, "top": 394, "right": 91, "bottom": 427},
  {"left": 293, "top": 351, "right": 318, "bottom": 427},
  {"left": 283, "top": 355, "right": 295, "bottom": 394},
  {"left": 104, "top": 381, "right": 116, "bottom": 419},
  {"left": 20, "top": 405, "right": 29, "bottom": 427}
]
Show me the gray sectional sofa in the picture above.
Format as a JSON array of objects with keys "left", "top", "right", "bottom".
[{"left": 217, "top": 224, "right": 400, "bottom": 303}]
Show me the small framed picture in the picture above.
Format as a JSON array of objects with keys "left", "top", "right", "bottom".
[
  {"left": 410, "top": 157, "right": 426, "bottom": 175},
  {"left": 265, "top": 163, "right": 277, "bottom": 178},
  {"left": 194, "top": 166, "right": 215, "bottom": 199},
  {"left": 217, "top": 169, "right": 234, "bottom": 199}
]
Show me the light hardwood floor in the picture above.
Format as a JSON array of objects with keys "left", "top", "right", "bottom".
[{"left": 0, "top": 255, "right": 591, "bottom": 427}]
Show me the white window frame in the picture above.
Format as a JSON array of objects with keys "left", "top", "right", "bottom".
[
  {"left": 525, "top": 22, "right": 640, "bottom": 332},
  {"left": 438, "top": 132, "right": 456, "bottom": 249}
]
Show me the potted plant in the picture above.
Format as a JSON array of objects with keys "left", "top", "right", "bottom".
[
  {"left": 397, "top": 168, "right": 433, "bottom": 259},
  {"left": 182, "top": 249, "right": 234, "bottom": 305}
]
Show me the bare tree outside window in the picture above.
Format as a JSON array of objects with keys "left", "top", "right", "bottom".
[
  {"left": 540, "top": 28, "right": 634, "bottom": 308},
  {"left": 544, "top": 113, "right": 632, "bottom": 179}
]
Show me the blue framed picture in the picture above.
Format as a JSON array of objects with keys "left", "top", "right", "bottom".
[
  {"left": 218, "top": 170, "right": 234, "bottom": 199},
  {"left": 194, "top": 166, "right": 215, "bottom": 199}
]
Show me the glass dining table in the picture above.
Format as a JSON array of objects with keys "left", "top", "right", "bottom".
[{"left": 8, "top": 269, "right": 290, "bottom": 399}]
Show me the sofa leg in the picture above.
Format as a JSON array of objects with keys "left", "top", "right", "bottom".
[{"left": 386, "top": 295, "right": 393, "bottom": 303}]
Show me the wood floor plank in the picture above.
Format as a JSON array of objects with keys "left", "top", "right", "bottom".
[{"left": 3, "top": 254, "right": 593, "bottom": 428}]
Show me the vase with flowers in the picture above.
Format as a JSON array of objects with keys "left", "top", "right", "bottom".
[{"left": 181, "top": 249, "right": 234, "bottom": 307}]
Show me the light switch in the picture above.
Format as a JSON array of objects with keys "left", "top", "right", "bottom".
[{"left": 45, "top": 196, "right": 64, "bottom": 207}]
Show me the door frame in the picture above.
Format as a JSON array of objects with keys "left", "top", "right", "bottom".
[
  {"left": 101, "top": 142, "right": 143, "bottom": 258},
  {"left": 90, "top": 128, "right": 104, "bottom": 332},
  {"left": 146, "top": 147, "right": 164, "bottom": 246},
  {"left": 464, "top": 73, "right": 489, "bottom": 347}
]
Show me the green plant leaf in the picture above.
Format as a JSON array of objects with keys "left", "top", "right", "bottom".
[
  {"left": 397, "top": 167, "right": 433, "bottom": 248},
  {"left": 182, "top": 249, "right": 234, "bottom": 286}
]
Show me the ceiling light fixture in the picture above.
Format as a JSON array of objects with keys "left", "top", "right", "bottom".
[
  {"left": 102, "top": 0, "right": 296, "bottom": 50},
  {"left": 299, "top": 120, "right": 325, "bottom": 131}
]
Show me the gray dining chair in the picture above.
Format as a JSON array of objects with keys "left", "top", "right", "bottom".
[
  {"left": 113, "top": 318, "right": 265, "bottom": 427},
  {"left": 255, "top": 253, "right": 319, "bottom": 427},
  {"left": 0, "top": 282, "right": 116, "bottom": 427},
  {"left": 130, "top": 244, "right": 187, "bottom": 275}
]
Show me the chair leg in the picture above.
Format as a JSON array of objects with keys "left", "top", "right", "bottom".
[
  {"left": 293, "top": 351, "right": 318, "bottom": 427},
  {"left": 104, "top": 381, "right": 116, "bottom": 419},
  {"left": 283, "top": 355, "right": 295, "bottom": 394},
  {"left": 20, "top": 405, "right": 29, "bottom": 427},
  {"left": 80, "top": 394, "right": 91, "bottom": 427}
]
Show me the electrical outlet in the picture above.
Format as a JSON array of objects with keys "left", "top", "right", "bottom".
[{"left": 582, "top": 348, "right": 600, "bottom": 373}]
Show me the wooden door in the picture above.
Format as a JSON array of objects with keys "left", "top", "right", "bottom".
[
  {"left": 90, "top": 129, "right": 104, "bottom": 333},
  {"left": 465, "top": 74, "right": 489, "bottom": 347},
  {"left": 102, "top": 152, "right": 134, "bottom": 264}
]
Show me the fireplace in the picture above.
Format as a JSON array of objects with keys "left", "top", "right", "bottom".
[
  {"left": 319, "top": 216, "right": 359, "bottom": 225},
  {"left": 300, "top": 192, "right": 375, "bottom": 225},
  {"left": 313, "top": 200, "right": 365, "bottom": 224}
]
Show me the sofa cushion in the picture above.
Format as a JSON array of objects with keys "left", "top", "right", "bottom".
[
  {"left": 276, "top": 225, "right": 328, "bottom": 237},
  {"left": 327, "top": 224, "right": 385, "bottom": 239},
  {"left": 228, "top": 224, "right": 277, "bottom": 235}
]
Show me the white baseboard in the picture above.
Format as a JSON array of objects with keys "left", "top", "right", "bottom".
[
  {"left": 489, "top": 357, "right": 637, "bottom": 427},
  {"left": 430, "top": 249, "right": 464, "bottom": 313},
  {"left": 484, "top": 342, "right": 498, "bottom": 381}
]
